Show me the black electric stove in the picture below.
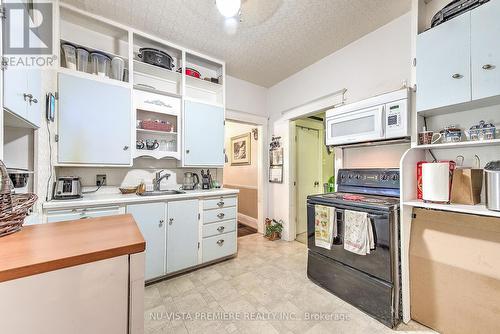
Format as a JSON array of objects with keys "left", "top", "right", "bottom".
[{"left": 307, "top": 169, "right": 401, "bottom": 328}]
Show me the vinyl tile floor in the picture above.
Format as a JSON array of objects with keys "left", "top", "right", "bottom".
[{"left": 144, "top": 234, "right": 435, "bottom": 334}]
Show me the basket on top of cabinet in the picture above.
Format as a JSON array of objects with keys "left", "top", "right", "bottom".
[{"left": 201, "top": 195, "right": 238, "bottom": 263}]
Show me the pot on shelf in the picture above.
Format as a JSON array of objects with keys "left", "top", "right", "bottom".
[{"left": 138, "top": 48, "right": 174, "bottom": 70}]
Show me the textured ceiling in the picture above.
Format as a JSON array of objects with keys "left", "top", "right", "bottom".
[{"left": 62, "top": 0, "right": 411, "bottom": 87}]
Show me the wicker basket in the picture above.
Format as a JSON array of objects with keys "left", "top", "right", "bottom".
[
  {"left": 140, "top": 120, "right": 173, "bottom": 132},
  {"left": 0, "top": 160, "right": 38, "bottom": 237}
]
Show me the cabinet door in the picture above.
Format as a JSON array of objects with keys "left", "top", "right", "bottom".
[
  {"left": 3, "top": 67, "right": 28, "bottom": 120},
  {"left": 416, "top": 13, "right": 471, "bottom": 112},
  {"left": 58, "top": 73, "right": 131, "bottom": 165},
  {"left": 471, "top": 0, "right": 500, "bottom": 100},
  {"left": 26, "top": 69, "right": 42, "bottom": 127},
  {"left": 166, "top": 199, "right": 199, "bottom": 273},
  {"left": 127, "top": 202, "right": 166, "bottom": 280},
  {"left": 183, "top": 100, "right": 224, "bottom": 166}
]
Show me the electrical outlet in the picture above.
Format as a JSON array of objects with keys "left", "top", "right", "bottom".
[{"left": 96, "top": 174, "right": 107, "bottom": 186}]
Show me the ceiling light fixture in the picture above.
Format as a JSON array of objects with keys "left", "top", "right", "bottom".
[{"left": 216, "top": 0, "right": 241, "bottom": 18}]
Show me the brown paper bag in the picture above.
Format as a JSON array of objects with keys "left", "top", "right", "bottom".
[{"left": 450, "top": 168, "right": 483, "bottom": 205}]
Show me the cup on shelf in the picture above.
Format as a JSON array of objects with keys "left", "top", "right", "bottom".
[
  {"left": 145, "top": 139, "right": 159, "bottom": 150},
  {"left": 136, "top": 140, "right": 145, "bottom": 150},
  {"left": 111, "top": 57, "right": 125, "bottom": 81},
  {"left": 418, "top": 128, "right": 442, "bottom": 145},
  {"left": 61, "top": 43, "right": 77, "bottom": 70},
  {"left": 90, "top": 51, "right": 111, "bottom": 77},
  {"left": 76, "top": 47, "right": 89, "bottom": 73}
]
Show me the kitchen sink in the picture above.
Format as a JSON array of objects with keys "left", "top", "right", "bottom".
[{"left": 137, "top": 190, "right": 185, "bottom": 197}]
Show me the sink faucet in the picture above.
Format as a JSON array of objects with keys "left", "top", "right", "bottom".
[{"left": 153, "top": 170, "right": 171, "bottom": 191}]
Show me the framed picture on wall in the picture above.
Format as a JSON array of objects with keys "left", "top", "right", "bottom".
[{"left": 231, "top": 133, "right": 251, "bottom": 165}]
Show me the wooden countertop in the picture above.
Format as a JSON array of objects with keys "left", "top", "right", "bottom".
[{"left": 0, "top": 214, "right": 145, "bottom": 283}]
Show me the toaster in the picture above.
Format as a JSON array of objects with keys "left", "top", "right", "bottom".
[{"left": 53, "top": 176, "right": 82, "bottom": 200}]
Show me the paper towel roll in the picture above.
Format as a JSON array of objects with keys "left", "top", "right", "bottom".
[{"left": 422, "top": 162, "right": 451, "bottom": 203}]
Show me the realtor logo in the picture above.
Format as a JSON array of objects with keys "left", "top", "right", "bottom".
[{"left": 3, "top": 2, "right": 53, "bottom": 55}]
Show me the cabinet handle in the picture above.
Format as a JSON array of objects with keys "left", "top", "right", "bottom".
[
  {"left": 217, "top": 201, "right": 224, "bottom": 207},
  {"left": 159, "top": 219, "right": 164, "bottom": 227},
  {"left": 169, "top": 218, "right": 174, "bottom": 225},
  {"left": 217, "top": 239, "right": 225, "bottom": 246},
  {"left": 123, "top": 145, "right": 129, "bottom": 151},
  {"left": 482, "top": 64, "right": 495, "bottom": 70},
  {"left": 31, "top": 98, "right": 38, "bottom": 104},
  {"left": 217, "top": 213, "right": 225, "bottom": 219},
  {"left": 217, "top": 226, "right": 225, "bottom": 232},
  {"left": 186, "top": 149, "right": 190, "bottom": 154},
  {"left": 451, "top": 73, "right": 463, "bottom": 79},
  {"left": 23, "top": 93, "right": 33, "bottom": 101},
  {"left": 80, "top": 216, "right": 89, "bottom": 220}
]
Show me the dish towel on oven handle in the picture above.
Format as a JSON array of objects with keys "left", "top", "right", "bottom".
[
  {"left": 343, "top": 210, "right": 375, "bottom": 255},
  {"left": 314, "top": 205, "right": 336, "bottom": 249}
]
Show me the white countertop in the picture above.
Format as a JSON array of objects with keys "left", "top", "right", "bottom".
[{"left": 43, "top": 188, "right": 239, "bottom": 210}]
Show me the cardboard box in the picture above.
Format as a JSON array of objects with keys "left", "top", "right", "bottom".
[{"left": 410, "top": 208, "right": 500, "bottom": 334}]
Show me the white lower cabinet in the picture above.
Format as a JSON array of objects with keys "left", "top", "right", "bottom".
[
  {"left": 202, "top": 195, "right": 238, "bottom": 263},
  {"left": 166, "top": 200, "right": 200, "bottom": 273},
  {"left": 46, "top": 205, "right": 125, "bottom": 223},
  {"left": 127, "top": 202, "right": 167, "bottom": 281}
]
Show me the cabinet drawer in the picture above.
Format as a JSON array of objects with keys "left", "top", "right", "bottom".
[
  {"left": 203, "top": 219, "right": 236, "bottom": 238},
  {"left": 203, "top": 207, "right": 237, "bottom": 224},
  {"left": 134, "top": 89, "right": 180, "bottom": 115},
  {"left": 203, "top": 196, "right": 237, "bottom": 210},
  {"left": 202, "top": 231, "right": 237, "bottom": 263},
  {"left": 46, "top": 206, "right": 125, "bottom": 223}
]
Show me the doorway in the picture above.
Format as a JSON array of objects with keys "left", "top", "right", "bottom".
[
  {"left": 294, "top": 114, "right": 335, "bottom": 244},
  {"left": 223, "top": 120, "right": 262, "bottom": 237}
]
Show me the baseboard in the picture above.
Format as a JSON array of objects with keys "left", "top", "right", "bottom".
[{"left": 238, "top": 213, "right": 257, "bottom": 229}]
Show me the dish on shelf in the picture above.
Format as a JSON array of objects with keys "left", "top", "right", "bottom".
[
  {"left": 177, "top": 67, "right": 201, "bottom": 78},
  {"left": 138, "top": 47, "right": 175, "bottom": 70}
]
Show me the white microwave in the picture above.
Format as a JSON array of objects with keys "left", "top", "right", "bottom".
[{"left": 325, "top": 89, "right": 410, "bottom": 146}]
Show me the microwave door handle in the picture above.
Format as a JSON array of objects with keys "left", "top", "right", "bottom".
[{"left": 379, "top": 106, "right": 386, "bottom": 137}]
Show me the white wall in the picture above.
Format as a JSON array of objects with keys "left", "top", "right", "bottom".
[
  {"left": 268, "top": 13, "right": 412, "bottom": 117},
  {"left": 267, "top": 13, "right": 413, "bottom": 241},
  {"left": 225, "top": 75, "right": 268, "bottom": 117}
]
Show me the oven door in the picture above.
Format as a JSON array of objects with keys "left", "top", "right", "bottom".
[
  {"left": 325, "top": 105, "right": 385, "bottom": 146},
  {"left": 307, "top": 202, "right": 396, "bottom": 283}
]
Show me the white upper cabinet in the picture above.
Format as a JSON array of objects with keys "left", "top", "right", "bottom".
[
  {"left": 183, "top": 100, "right": 225, "bottom": 167},
  {"left": 417, "top": 13, "right": 471, "bottom": 112},
  {"left": 471, "top": 0, "right": 500, "bottom": 100},
  {"left": 3, "top": 68, "right": 42, "bottom": 127},
  {"left": 57, "top": 73, "right": 132, "bottom": 165}
]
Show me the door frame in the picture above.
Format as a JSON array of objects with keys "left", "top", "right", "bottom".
[
  {"left": 293, "top": 120, "right": 324, "bottom": 240},
  {"left": 225, "top": 109, "right": 268, "bottom": 234}
]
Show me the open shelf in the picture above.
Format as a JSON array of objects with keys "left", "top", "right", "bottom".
[
  {"left": 403, "top": 200, "right": 500, "bottom": 218},
  {"left": 185, "top": 75, "right": 223, "bottom": 91},
  {"left": 414, "top": 138, "right": 500, "bottom": 150},
  {"left": 133, "top": 149, "right": 180, "bottom": 160},
  {"left": 136, "top": 129, "right": 178, "bottom": 136},
  {"left": 133, "top": 60, "right": 180, "bottom": 82},
  {"left": 57, "top": 67, "right": 132, "bottom": 88}
]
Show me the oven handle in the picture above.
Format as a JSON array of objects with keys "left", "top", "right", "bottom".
[{"left": 367, "top": 214, "right": 386, "bottom": 220}]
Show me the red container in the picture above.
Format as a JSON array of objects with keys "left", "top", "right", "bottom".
[
  {"left": 417, "top": 161, "right": 426, "bottom": 200},
  {"left": 140, "top": 120, "right": 172, "bottom": 132}
]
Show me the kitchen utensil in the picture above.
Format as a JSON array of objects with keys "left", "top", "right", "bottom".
[
  {"left": 53, "top": 176, "right": 82, "bottom": 200},
  {"left": 111, "top": 57, "right": 125, "bottom": 81},
  {"left": 136, "top": 140, "right": 145, "bottom": 150},
  {"left": 422, "top": 161, "right": 456, "bottom": 203},
  {"left": 138, "top": 48, "right": 174, "bottom": 70},
  {"left": 418, "top": 128, "right": 442, "bottom": 145},
  {"left": 7, "top": 169, "right": 34, "bottom": 189},
  {"left": 201, "top": 170, "right": 211, "bottom": 190},
  {"left": 451, "top": 155, "right": 483, "bottom": 205},
  {"left": 485, "top": 161, "right": 500, "bottom": 211},
  {"left": 145, "top": 139, "right": 159, "bottom": 150},
  {"left": 76, "top": 47, "right": 89, "bottom": 72},
  {"left": 178, "top": 67, "right": 201, "bottom": 78},
  {"left": 61, "top": 43, "right": 77, "bottom": 70},
  {"left": 439, "top": 125, "right": 462, "bottom": 143},
  {"left": 90, "top": 51, "right": 111, "bottom": 77},
  {"left": 182, "top": 172, "right": 200, "bottom": 190},
  {"left": 119, "top": 186, "right": 138, "bottom": 194},
  {"left": 467, "top": 120, "right": 496, "bottom": 141}
]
